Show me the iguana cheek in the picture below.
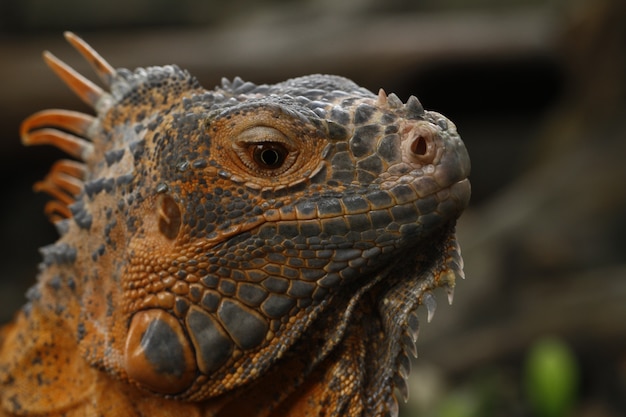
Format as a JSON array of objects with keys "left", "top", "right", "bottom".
[{"left": 124, "top": 309, "right": 197, "bottom": 394}]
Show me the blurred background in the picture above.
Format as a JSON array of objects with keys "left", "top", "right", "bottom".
[{"left": 0, "top": 0, "right": 624, "bottom": 416}]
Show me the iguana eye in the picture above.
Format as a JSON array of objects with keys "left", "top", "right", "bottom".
[
  {"left": 252, "top": 142, "right": 288, "bottom": 169},
  {"left": 233, "top": 126, "right": 298, "bottom": 176},
  {"left": 212, "top": 108, "right": 327, "bottom": 187}
]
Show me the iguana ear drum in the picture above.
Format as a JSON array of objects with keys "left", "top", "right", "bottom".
[
  {"left": 124, "top": 309, "right": 197, "bottom": 394},
  {"left": 157, "top": 194, "right": 182, "bottom": 240}
]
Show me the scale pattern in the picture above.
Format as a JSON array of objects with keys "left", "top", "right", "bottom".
[{"left": 0, "top": 33, "right": 470, "bottom": 417}]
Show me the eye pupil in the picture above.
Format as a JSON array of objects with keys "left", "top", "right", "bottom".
[
  {"left": 260, "top": 149, "right": 279, "bottom": 166},
  {"left": 253, "top": 143, "right": 287, "bottom": 169}
]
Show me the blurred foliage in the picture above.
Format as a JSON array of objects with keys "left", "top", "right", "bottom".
[
  {"left": 524, "top": 338, "right": 580, "bottom": 417},
  {"left": 402, "top": 338, "right": 582, "bottom": 417}
]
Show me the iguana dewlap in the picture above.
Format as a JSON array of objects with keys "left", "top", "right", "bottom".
[{"left": 0, "top": 33, "right": 470, "bottom": 417}]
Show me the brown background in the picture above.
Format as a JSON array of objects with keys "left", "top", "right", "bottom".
[{"left": 0, "top": 0, "right": 624, "bottom": 416}]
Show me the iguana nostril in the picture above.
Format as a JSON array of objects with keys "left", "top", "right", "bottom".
[
  {"left": 410, "top": 135, "right": 428, "bottom": 156},
  {"left": 402, "top": 120, "right": 437, "bottom": 164}
]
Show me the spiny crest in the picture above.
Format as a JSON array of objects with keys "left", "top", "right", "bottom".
[
  {"left": 377, "top": 88, "right": 424, "bottom": 118},
  {"left": 380, "top": 231, "right": 466, "bottom": 410},
  {"left": 19, "top": 32, "right": 199, "bottom": 225},
  {"left": 20, "top": 32, "right": 115, "bottom": 223}
]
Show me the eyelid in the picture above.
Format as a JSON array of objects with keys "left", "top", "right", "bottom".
[{"left": 235, "top": 126, "right": 295, "bottom": 150}]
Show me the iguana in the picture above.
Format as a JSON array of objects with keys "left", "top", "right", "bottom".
[{"left": 0, "top": 32, "right": 470, "bottom": 417}]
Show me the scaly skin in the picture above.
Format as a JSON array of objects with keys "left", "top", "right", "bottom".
[{"left": 0, "top": 33, "right": 470, "bottom": 417}]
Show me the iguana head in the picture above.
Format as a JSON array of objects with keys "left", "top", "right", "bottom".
[{"left": 22, "top": 32, "right": 470, "bottom": 411}]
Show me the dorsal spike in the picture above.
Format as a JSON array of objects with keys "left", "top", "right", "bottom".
[
  {"left": 34, "top": 160, "right": 87, "bottom": 225},
  {"left": 387, "top": 93, "right": 403, "bottom": 109},
  {"left": 377, "top": 88, "right": 388, "bottom": 106},
  {"left": 42, "top": 200, "right": 73, "bottom": 222},
  {"left": 21, "top": 127, "right": 93, "bottom": 161},
  {"left": 34, "top": 169, "right": 83, "bottom": 198},
  {"left": 233, "top": 81, "right": 257, "bottom": 94},
  {"left": 21, "top": 109, "right": 95, "bottom": 140},
  {"left": 48, "top": 159, "right": 87, "bottom": 181},
  {"left": 401, "top": 333, "right": 417, "bottom": 358},
  {"left": 422, "top": 292, "right": 437, "bottom": 323},
  {"left": 221, "top": 77, "right": 232, "bottom": 89},
  {"left": 446, "top": 285, "right": 455, "bottom": 305},
  {"left": 54, "top": 218, "right": 71, "bottom": 236},
  {"left": 392, "top": 372, "right": 409, "bottom": 403},
  {"left": 33, "top": 179, "right": 76, "bottom": 205},
  {"left": 63, "top": 31, "right": 115, "bottom": 87},
  {"left": 43, "top": 51, "right": 106, "bottom": 109},
  {"left": 405, "top": 95, "right": 424, "bottom": 119},
  {"left": 231, "top": 76, "right": 244, "bottom": 88},
  {"left": 386, "top": 391, "right": 400, "bottom": 417},
  {"left": 406, "top": 309, "right": 420, "bottom": 343},
  {"left": 396, "top": 349, "right": 412, "bottom": 379}
]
